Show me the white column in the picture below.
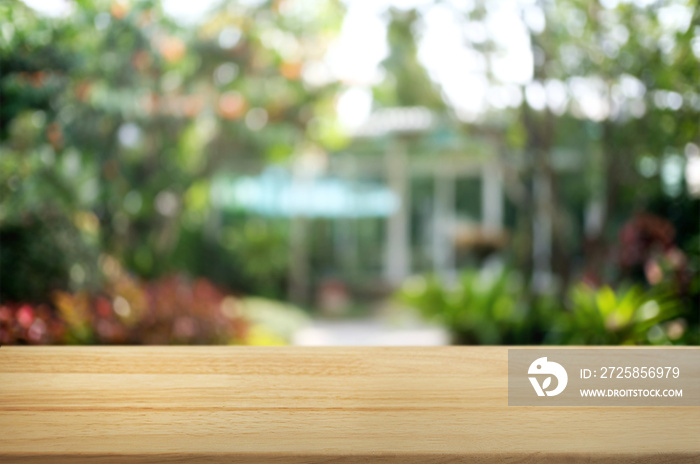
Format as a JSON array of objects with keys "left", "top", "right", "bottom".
[
  {"left": 532, "top": 170, "right": 552, "bottom": 292},
  {"left": 288, "top": 215, "right": 309, "bottom": 305},
  {"left": 433, "top": 168, "right": 455, "bottom": 277},
  {"left": 384, "top": 140, "right": 410, "bottom": 285},
  {"left": 334, "top": 155, "right": 358, "bottom": 275},
  {"left": 288, "top": 169, "right": 311, "bottom": 305},
  {"left": 481, "top": 162, "right": 503, "bottom": 233}
]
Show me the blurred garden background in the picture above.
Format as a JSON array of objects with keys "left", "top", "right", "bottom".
[{"left": 0, "top": 0, "right": 698, "bottom": 346}]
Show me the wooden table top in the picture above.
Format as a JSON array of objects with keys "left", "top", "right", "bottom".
[{"left": 1, "top": 346, "right": 698, "bottom": 463}]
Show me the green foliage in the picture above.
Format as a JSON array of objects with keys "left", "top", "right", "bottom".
[
  {"left": 398, "top": 268, "right": 689, "bottom": 346},
  {"left": 170, "top": 217, "right": 289, "bottom": 300},
  {"left": 220, "top": 219, "right": 289, "bottom": 296},
  {"left": 0, "top": 212, "right": 100, "bottom": 303},
  {"left": 397, "top": 268, "right": 561, "bottom": 344},
  {"left": 562, "top": 284, "right": 681, "bottom": 345}
]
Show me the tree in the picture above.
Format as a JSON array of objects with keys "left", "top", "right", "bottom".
[{"left": 0, "top": 0, "right": 346, "bottom": 302}]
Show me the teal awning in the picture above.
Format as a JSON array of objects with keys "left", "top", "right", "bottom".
[{"left": 211, "top": 168, "right": 398, "bottom": 218}]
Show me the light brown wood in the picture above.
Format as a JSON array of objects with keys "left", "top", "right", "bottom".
[{"left": 1, "top": 346, "right": 698, "bottom": 463}]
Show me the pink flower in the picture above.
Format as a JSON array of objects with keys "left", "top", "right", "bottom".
[{"left": 17, "top": 305, "right": 34, "bottom": 329}]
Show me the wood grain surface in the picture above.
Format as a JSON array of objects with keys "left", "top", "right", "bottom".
[{"left": 1, "top": 346, "right": 698, "bottom": 463}]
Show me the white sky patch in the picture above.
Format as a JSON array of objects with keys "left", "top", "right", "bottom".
[
  {"left": 525, "top": 81, "right": 547, "bottom": 111},
  {"left": 416, "top": 1, "right": 533, "bottom": 117},
  {"left": 485, "top": 3, "right": 534, "bottom": 84},
  {"left": 336, "top": 86, "right": 374, "bottom": 130},
  {"left": 619, "top": 74, "right": 646, "bottom": 99},
  {"left": 686, "top": 143, "right": 700, "bottom": 197},
  {"left": 522, "top": 3, "right": 545, "bottom": 34},
  {"left": 21, "top": 0, "right": 72, "bottom": 17},
  {"left": 545, "top": 79, "right": 569, "bottom": 115},
  {"left": 657, "top": 4, "right": 693, "bottom": 33},
  {"left": 419, "top": 4, "right": 489, "bottom": 117},
  {"left": 161, "top": 0, "right": 220, "bottom": 25},
  {"left": 569, "top": 76, "right": 610, "bottom": 121},
  {"left": 325, "top": 4, "right": 388, "bottom": 85}
]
